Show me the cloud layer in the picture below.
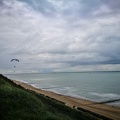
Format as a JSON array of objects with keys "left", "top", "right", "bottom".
[{"left": 0, "top": 0, "right": 120, "bottom": 73}]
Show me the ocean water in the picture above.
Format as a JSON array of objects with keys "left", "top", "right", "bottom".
[{"left": 5, "top": 72, "right": 120, "bottom": 106}]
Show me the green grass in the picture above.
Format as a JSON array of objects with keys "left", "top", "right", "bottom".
[{"left": 0, "top": 74, "right": 101, "bottom": 120}]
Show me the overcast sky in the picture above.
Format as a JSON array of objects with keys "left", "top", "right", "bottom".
[{"left": 0, "top": 0, "right": 120, "bottom": 73}]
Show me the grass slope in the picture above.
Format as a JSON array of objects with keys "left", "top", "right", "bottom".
[{"left": 0, "top": 74, "right": 100, "bottom": 120}]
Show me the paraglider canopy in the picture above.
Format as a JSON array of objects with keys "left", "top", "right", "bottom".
[{"left": 11, "top": 59, "right": 19, "bottom": 62}]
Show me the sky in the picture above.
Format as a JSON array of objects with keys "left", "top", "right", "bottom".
[{"left": 0, "top": 0, "right": 120, "bottom": 73}]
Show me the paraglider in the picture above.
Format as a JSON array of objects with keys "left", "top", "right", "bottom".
[{"left": 11, "top": 59, "right": 19, "bottom": 68}]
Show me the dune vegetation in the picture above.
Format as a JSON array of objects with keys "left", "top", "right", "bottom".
[{"left": 0, "top": 74, "right": 101, "bottom": 120}]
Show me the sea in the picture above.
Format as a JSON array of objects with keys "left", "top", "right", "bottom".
[{"left": 5, "top": 71, "right": 120, "bottom": 107}]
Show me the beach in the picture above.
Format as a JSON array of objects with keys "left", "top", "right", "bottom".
[{"left": 13, "top": 80, "right": 120, "bottom": 120}]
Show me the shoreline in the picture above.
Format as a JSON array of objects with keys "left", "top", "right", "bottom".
[{"left": 13, "top": 80, "right": 120, "bottom": 120}]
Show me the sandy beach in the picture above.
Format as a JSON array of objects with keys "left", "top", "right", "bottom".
[{"left": 13, "top": 80, "right": 120, "bottom": 120}]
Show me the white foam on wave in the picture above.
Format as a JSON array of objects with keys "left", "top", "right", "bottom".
[
  {"left": 90, "top": 92, "right": 120, "bottom": 98},
  {"left": 30, "top": 83, "right": 40, "bottom": 88},
  {"left": 15, "top": 79, "right": 29, "bottom": 84},
  {"left": 42, "top": 86, "right": 77, "bottom": 96},
  {"left": 53, "top": 87, "right": 89, "bottom": 100}
]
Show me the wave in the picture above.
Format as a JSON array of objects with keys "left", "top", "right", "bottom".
[{"left": 90, "top": 92, "right": 120, "bottom": 99}]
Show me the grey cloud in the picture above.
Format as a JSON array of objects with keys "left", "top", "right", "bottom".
[
  {"left": 102, "top": 0, "right": 120, "bottom": 10},
  {"left": 68, "top": 59, "right": 120, "bottom": 66},
  {"left": 16, "top": 0, "right": 101, "bottom": 18},
  {"left": 0, "top": 0, "right": 28, "bottom": 17},
  {"left": 79, "top": 0, "right": 120, "bottom": 17},
  {"left": 18, "top": 0, "right": 120, "bottom": 19},
  {"left": 78, "top": 0, "right": 102, "bottom": 16},
  {"left": 15, "top": 0, "right": 120, "bottom": 19},
  {"left": 18, "top": 0, "right": 57, "bottom": 16},
  {"left": 0, "top": 0, "right": 3, "bottom": 6},
  {"left": 58, "top": 0, "right": 104, "bottom": 18},
  {"left": 101, "top": 59, "right": 120, "bottom": 65}
]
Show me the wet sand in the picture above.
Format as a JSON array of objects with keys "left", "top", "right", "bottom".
[{"left": 13, "top": 80, "right": 120, "bottom": 120}]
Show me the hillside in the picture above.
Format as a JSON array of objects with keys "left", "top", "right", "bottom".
[{"left": 0, "top": 74, "right": 100, "bottom": 120}]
